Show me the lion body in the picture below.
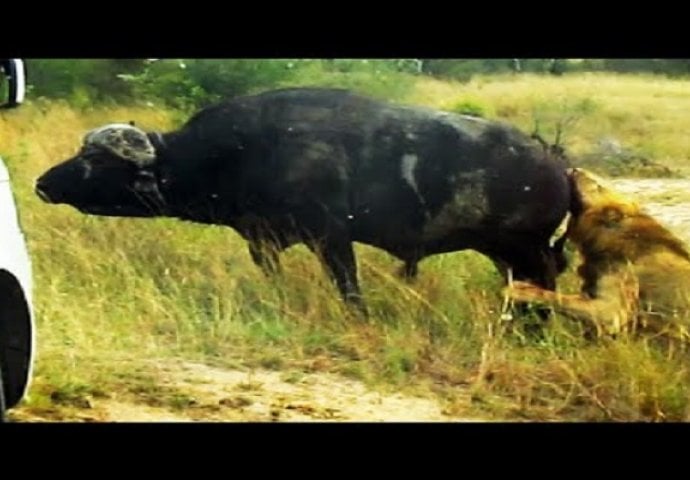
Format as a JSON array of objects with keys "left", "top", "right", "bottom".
[{"left": 508, "top": 168, "right": 690, "bottom": 341}]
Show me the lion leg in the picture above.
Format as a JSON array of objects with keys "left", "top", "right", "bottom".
[{"left": 505, "top": 274, "right": 639, "bottom": 337}]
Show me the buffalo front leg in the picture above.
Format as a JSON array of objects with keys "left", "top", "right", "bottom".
[{"left": 310, "top": 237, "right": 366, "bottom": 315}]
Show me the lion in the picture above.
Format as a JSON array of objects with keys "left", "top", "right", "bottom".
[{"left": 505, "top": 167, "right": 690, "bottom": 341}]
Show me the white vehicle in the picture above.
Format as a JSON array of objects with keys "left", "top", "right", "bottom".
[{"left": 0, "top": 59, "right": 34, "bottom": 421}]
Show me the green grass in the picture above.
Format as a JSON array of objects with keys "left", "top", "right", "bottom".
[{"left": 4, "top": 72, "right": 690, "bottom": 421}]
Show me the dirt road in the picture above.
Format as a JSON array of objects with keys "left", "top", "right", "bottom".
[
  {"left": 10, "top": 359, "right": 481, "bottom": 422},
  {"left": 610, "top": 178, "right": 690, "bottom": 243}
]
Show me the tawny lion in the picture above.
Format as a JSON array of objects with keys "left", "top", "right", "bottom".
[{"left": 506, "top": 167, "right": 690, "bottom": 341}]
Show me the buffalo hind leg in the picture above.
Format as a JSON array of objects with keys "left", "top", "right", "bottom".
[
  {"left": 513, "top": 248, "right": 559, "bottom": 291},
  {"left": 396, "top": 250, "right": 424, "bottom": 281},
  {"left": 497, "top": 245, "right": 561, "bottom": 329},
  {"left": 398, "top": 259, "right": 419, "bottom": 281},
  {"left": 483, "top": 241, "right": 559, "bottom": 291}
]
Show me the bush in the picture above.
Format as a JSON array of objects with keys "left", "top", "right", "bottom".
[
  {"left": 21, "top": 59, "right": 420, "bottom": 111},
  {"left": 529, "top": 97, "right": 600, "bottom": 149},
  {"left": 26, "top": 59, "right": 147, "bottom": 104},
  {"left": 121, "top": 59, "right": 416, "bottom": 111},
  {"left": 421, "top": 60, "right": 507, "bottom": 82},
  {"left": 121, "top": 60, "right": 211, "bottom": 112},
  {"left": 602, "top": 59, "right": 690, "bottom": 76},
  {"left": 279, "top": 62, "right": 415, "bottom": 101},
  {"left": 421, "top": 59, "right": 568, "bottom": 82},
  {"left": 185, "top": 59, "right": 298, "bottom": 100}
]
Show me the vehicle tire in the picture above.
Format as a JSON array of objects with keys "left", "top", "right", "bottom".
[{"left": 0, "top": 271, "right": 33, "bottom": 416}]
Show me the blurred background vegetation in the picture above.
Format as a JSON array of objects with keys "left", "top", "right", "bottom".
[{"left": 24, "top": 58, "right": 690, "bottom": 111}]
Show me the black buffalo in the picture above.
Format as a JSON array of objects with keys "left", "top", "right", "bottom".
[{"left": 35, "top": 87, "right": 570, "bottom": 310}]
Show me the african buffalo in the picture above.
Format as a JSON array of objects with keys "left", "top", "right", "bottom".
[{"left": 35, "top": 87, "right": 570, "bottom": 310}]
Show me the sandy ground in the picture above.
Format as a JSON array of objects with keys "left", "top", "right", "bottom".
[
  {"left": 610, "top": 178, "right": 690, "bottom": 243},
  {"left": 10, "top": 359, "right": 480, "bottom": 422}
]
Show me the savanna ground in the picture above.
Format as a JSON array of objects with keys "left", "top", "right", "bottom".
[{"left": 5, "top": 72, "right": 690, "bottom": 422}]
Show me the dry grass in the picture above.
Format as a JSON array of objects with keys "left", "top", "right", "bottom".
[
  {"left": 3, "top": 73, "right": 690, "bottom": 422},
  {"left": 407, "top": 72, "right": 690, "bottom": 171}
]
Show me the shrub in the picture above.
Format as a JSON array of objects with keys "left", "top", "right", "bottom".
[
  {"left": 448, "top": 99, "right": 490, "bottom": 117},
  {"left": 26, "top": 59, "right": 147, "bottom": 104}
]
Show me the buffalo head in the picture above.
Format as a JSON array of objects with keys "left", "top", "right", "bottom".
[{"left": 35, "top": 123, "right": 166, "bottom": 217}]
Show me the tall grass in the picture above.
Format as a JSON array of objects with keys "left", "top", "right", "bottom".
[{"left": 3, "top": 73, "right": 690, "bottom": 421}]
